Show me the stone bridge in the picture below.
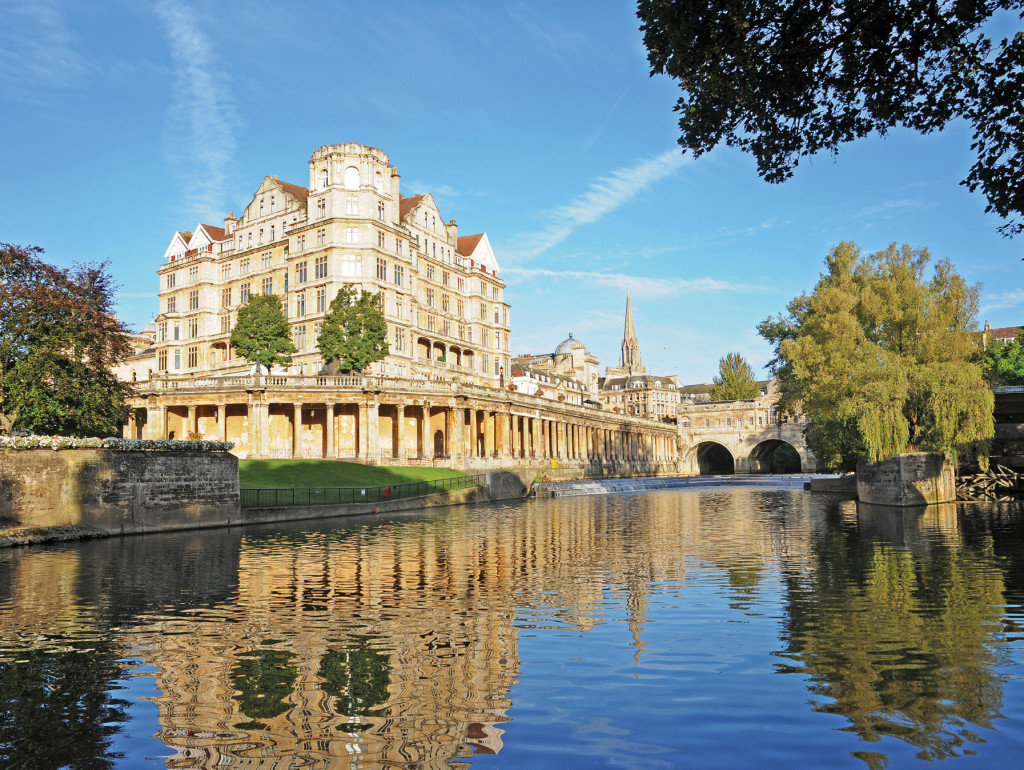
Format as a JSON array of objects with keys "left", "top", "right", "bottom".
[{"left": 676, "top": 392, "right": 820, "bottom": 474}]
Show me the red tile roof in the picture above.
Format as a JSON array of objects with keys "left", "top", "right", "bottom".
[
  {"left": 178, "top": 230, "right": 192, "bottom": 243},
  {"left": 457, "top": 233, "right": 484, "bottom": 256},
  {"left": 276, "top": 179, "right": 309, "bottom": 203},
  {"left": 400, "top": 194, "right": 424, "bottom": 220},
  {"left": 987, "top": 326, "right": 1024, "bottom": 342},
  {"left": 199, "top": 224, "right": 226, "bottom": 242}
]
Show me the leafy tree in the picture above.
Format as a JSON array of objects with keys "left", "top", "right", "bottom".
[
  {"left": 229, "top": 293, "right": 296, "bottom": 375},
  {"left": 758, "top": 242, "right": 993, "bottom": 471},
  {"left": 0, "top": 243, "right": 133, "bottom": 437},
  {"left": 708, "top": 352, "right": 762, "bottom": 400},
  {"left": 318, "top": 286, "right": 390, "bottom": 374},
  {"left": 982, "top": 330, "right": 1024, "bottom": 385},
  {"left": 638, "top": 0, "right": 1024, "bottom": 234}
]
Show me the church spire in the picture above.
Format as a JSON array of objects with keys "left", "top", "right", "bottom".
[{"left": 621, "top": 293, "right": 644, "bottom": 374}]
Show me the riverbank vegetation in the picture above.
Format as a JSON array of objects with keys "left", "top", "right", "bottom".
[{"left": 238, "top": 459, "right": 469, "bottom": 489}]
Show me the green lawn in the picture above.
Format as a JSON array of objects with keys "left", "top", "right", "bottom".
[{"left": 238, "top": 459, "right": 469, "bottom": 489}]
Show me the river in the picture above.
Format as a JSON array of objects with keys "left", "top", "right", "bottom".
[{"left": 1, "top": 488, "right": 1023, "bottom": 768}]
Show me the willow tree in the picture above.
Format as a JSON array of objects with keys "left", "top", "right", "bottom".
[{"left": 758, "top": 242, "right": 993, "bottom": 471}]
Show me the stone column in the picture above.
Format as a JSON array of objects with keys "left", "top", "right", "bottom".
[
  {"left": 366, "top": 401, "right": 379, "bottom": 461},
  {"left": 358, "top": 403, "right": 368, "bottom": 458},
  {"left": 326, "top": 403, "right": 335, "bottom": 459},
  {"left": 421, "top": 404, "right": 431, "bottom": 459},
  {"left": 470, "top": 409, "right": 479, "bottom": 458},
  {"left": 396, "top": 404, "right": 405, "bottom": 460},
  {"left": 293, "top": 403, "right": 303, "bottom": 457},
  {"left": 217, "top": 404, "right": 226, "bottom": 442},
  {"left": 511, "top": 415, "right": 520, "bottom": 459},
  {"left": 186, "top": 405, "right": 196, "bottom": 437}
]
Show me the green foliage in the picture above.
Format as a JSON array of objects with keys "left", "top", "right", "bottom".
[
  {"left": 318, "top": 286, "right": 389, "bottom": 373},
  {"left": 708, "top": 352, "right": 762, "bottom": 400},
  {"left": 0, "top": 243, "right": 133, "bottom": 437},
  {"left": 637, "top": 0, "right": 1024, "bottom": 235},
  {"left": 319, "top": 636, "right": 392, "bottom": 719},
  {"left": 760, "top": 242, "right": 993, "bottom": 470},
  {"left": 229, "top": 293, "right": 296, "bottom": 374},
  {"left": 982, "top": 331, "right": 1024, "bottom": 385},
  {"left": 231, "top": 649, "right": 298, "bottom": 720}
]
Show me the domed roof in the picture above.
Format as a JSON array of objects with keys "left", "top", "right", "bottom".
[
  {"left": 554, "top": 333, "right": 586, "bottom": 356},
  {"left": 141, "top": 320, "right": 158, "bottom": 334}
]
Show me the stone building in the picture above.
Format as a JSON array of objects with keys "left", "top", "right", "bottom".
[
  {"left": 598, "top": 295, "right": 681, "bottom": 419},
  {"left": 152, "top": 143, "right": 511, "bottom": 385},
  {"left": 510, "top": 333, "right": 601, "bottom": 406}
]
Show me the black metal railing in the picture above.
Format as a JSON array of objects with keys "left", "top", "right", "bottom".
[{"left": 240, "top": 474, "right": 484, "bottom": 509}]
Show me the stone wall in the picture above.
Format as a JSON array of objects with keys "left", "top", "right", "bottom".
[
  {"left": 856, "top": 452, "right": 955, "bottom": 506},
  {"left": 0, "top": 449, "right": 239, "bottom": 534}
]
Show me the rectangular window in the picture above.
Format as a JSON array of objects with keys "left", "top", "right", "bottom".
[
  {"left": 342, "top": 254, "right": 361, "bottom": 277},
  {"left": 220, "top": 315, "right": 230, "bottom": 334},
  {"left": 188, "top": 317, "right": 198, "bottom": 338},
  {"left": 174, "top": 349, "right": 181, "bottom": 369},
  {"left": 347, "top": 196, "right": 358, "bottom": 215},
  {"left": 427, "top": 314, "right": 435, "bottom": 332},
  {"left": 294, "top": 324, "right": 307, "bottom": 350},
  {"left": 186, "top": 346, "right": 197, "bottom": 368},
  {"left": 394, "top": 327, "right": 405, "bottom": 351},
  {"left": 220, "top": 264, "right": 231, "bottom": 281},
  {"left": 298, "top": 234, "right": 306, "bottom": 250},
  {"left": 167, "top": 296, "right": 177, "bottom": 313},
  {"left": 296, "top": 292, "right": 306, "bottom": 317},
  {"left": 173, "top": 323, "right": 179, "bottom": 340},
  {"left": 426, "top": 264, "right": 435, "bottom": 280},
  {"left": 316, "top": 287, "right": 326, "bottom": 313},
  {"left": 442, "top": 270, "right": 450, "bottom": 286},
  {"left": 314, "top": 255, "right": 327, "bottom": 279},
  {"left": 443, "top": 319, "right": 451, "bottom": 337},
  {"left": 457, "top": 276, "right": 465, "bottom": 292},
  {"left": 167, "top": 273, "right": 176, "bottom": 289},
  {"left": 726, "top": 417, "right": 732, "bottom": 427},
  {"left": 345, "top": 227, "right": 358, "bottom": 243},
  {"left": 240, "top": 282, "right": 250, "bottom": 303},
  {"left": 158, "top": 350, "right": 167, "bottom": 371},
  {"left": 314, "top": 321, "right": 322, "bottom": 342},
  {"left": 394, "top": 294, "right": 403, "bottom": 319},
  {"left": 188, "top": 290, "right": 199, "bottom": 311},
  {"left": 479, "top": 302, "right": 486, "bottom": 319},
  {"left": 393, "top": 264, "right": 403, "bottom": 286},
  {"left": 376, "top": 257, "right": 387, "bottom": 280},
  {"left": 457, "top": 299, "right": 464, "bottom": 318},
  {"left": 158, "top": 322, "right": 167, "bottom": 341},
  {"left": 426, "top": 288, "right": 434, "bottom": 308},
  {"left": 296, "top": 261, "right": 308, "bottom": 284},
  {"left": 221, "top": 288, "right": 231, "bottom": 307},
  {"left": 240, "top": 258, "right": 250, "bottom": 275},
  {"left": 261, "top": 252, "right": 272, "bottom": 269},
  {"left": 188, "top": 266, "right": 198, "bottom": 282},
  {"left": 442, "top": 293, "right": 450, "bottom": 313},
  {"left": 261, "top": 277, "right": 272, "bottom": 295},
  {"left": 316, "top": 228, "right": 325, "bottom": 246},
  {"left": 317, "top": 198, "right": 326, "bottom": 218}
]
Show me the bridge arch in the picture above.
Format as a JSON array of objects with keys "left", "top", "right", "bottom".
[
  {"left": 688, "top": 441, "right": 735, "bottom": 475},
  {"left": 748, "top": 439, "right": 802, "bottom": 474}
]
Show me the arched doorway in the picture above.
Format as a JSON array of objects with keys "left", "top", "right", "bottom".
[
  {"left": 749, "top": 439, "right": 802, "bottom": 473},
  {"left": 697, "top": 442, "right": 734, "bottom": 475},
  {"left": 433, "top": 429, "right": 445, "bottom": 458}
]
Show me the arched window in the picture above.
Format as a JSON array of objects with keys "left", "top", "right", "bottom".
[
  {"left": 375, "top": 171, "right": 383, "bottom": 191},
  {"left": 344, "top": 166, "right": 360, "bottom": 190},
  {"left": 320, "top": 169, "right": 329, "bottom": 189}
]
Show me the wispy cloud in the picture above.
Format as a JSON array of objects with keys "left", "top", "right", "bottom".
[
  {"left": 981, "top": 288, "right": 1024, "bottom": 314},
  {"left": 509, "top": 149, "right": 687, "bottom": 262},
  {"left": 581, "top": 82, "right": 633, "bottom": 153},
  {"left": 502, "top": 267, "right": 771, "bottom": 298},
  {"left": 155, "top": 0, "right": 238, "bottom": 222},
  {"left": 854, "top": 198, "right": 924, "bottom": 220},
  {"left": 0, "top": 0, "right": 88, "bottom": 100}
]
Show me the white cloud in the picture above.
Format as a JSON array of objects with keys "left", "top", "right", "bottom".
[
  {"left": 508, "top": 149, "right": 687, "bottom": 262},
  {"left": 0, "top": 0, "right": 88, "bottom": 99},
  {"left": 981, "top": 288, "right": 1024, "bottom": 314},
  {"left": 502, "top": 267, "right": 771, "bottom": 298},
  {"left": 155, "top": 0, "right": 238, "bottom": 222}
]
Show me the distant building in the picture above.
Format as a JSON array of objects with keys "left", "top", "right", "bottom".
[
  {"left": 511, "top": 333, "right": 601, "bottom": 406},
  {"left": 598, "top": 295, "right": 680, "bottom": 419},
  {"left": 983, "top": 320, "right": 1024, "bottom": 347}
]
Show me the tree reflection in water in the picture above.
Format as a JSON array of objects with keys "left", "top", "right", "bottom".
[{"left": 778, "top": 501, "right": 1009, "bottom": 765}]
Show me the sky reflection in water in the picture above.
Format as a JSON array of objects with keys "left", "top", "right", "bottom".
[{"left": 1, "top": 489, "right": 1023, "bottom": 768}]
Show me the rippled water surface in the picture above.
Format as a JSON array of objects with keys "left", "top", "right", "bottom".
[{"left": 2, "top": 489, "right": 1024, "bottom": 768}]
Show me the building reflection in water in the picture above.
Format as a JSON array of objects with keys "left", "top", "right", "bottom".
[{"left": 0, "top": 491, "right": 1020, "bottom": 768}]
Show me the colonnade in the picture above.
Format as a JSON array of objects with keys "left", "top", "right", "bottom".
[{"left": 128, "top": 390, "right": 677, "bottom": 467}]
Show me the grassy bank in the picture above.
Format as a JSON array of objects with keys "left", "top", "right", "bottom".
[{"left": 238, "top": 459, "right": 469, "bottom": 489}]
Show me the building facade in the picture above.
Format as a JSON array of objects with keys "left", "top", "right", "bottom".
[{"left": 152, "top": 143, "right": 511, "bottom": 385}]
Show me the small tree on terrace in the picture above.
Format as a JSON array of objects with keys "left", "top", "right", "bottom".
[
  {"left": 708, "top": 352, "right": 762, "bottom": 401},
  {"left": 318, "top": 287, "right": 389, "bottom": 374},
  {"left": 229, "top": 294, "right": 296, "bottom": 375}
]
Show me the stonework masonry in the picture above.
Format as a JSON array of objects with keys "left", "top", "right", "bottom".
[{"left": 0, "top": 450, "right": 239, "bottom": 534}]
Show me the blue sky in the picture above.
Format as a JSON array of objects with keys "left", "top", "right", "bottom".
[{"left": 2, "top": 0, "right": 1021, "bottom": 384}]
